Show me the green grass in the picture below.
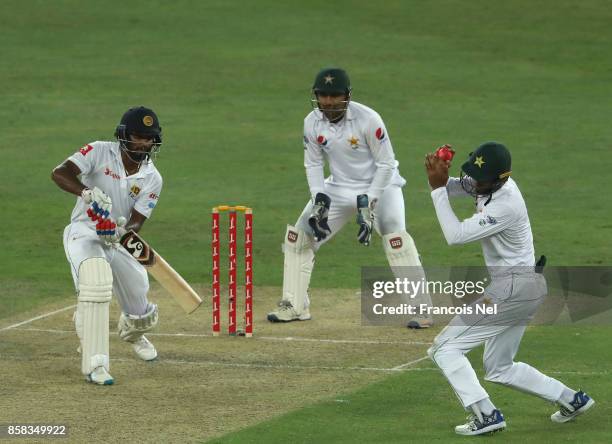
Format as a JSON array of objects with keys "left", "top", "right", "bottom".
[
  {"left": 0, "top": 0, "right": 610, "bottom": 442},
  {"left": 2, "top": 0, "right": 611, "bottom": 319},
  {"left": 209, "top": 326, "right": 610, "bottom": 443}
]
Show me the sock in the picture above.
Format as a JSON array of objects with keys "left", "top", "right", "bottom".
[
  {"left": 559, "top": 387, "right": 576, "bottom": 405},
  {"left": 473, "top": 398, "right": 497, "bottom": 417}
]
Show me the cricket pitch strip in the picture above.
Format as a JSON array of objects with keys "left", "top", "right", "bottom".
[{"left": 0, "top": 285, "right": 435, "bottom": 443}]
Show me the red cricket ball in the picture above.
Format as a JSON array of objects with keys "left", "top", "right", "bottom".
[{"left": 435, "top": 144, "right": 455, "bottom": 161}]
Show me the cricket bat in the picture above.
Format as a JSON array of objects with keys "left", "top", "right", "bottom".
[{"left": 120, "top": 230, "right": 203, "bottom": 314}]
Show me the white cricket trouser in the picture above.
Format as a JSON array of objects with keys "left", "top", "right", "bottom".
[
  {"left": 63, "top": 223, "right": 150, "bottom": 316},
  {"left": 428, "top": 271, "right": 567, "bottom": 408},
  {"left": 296, "top": 183, "right": 406, "bottom": 251}
]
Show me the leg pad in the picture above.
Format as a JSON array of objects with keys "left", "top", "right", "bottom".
[
  {"left": 118, "top": 303, "right": 159, "bottom": 343},
  {"left": 281, "top": 225, "right": 314, "bottom": 314},
  {"left": 77, "top": 257, "right": 112, "bottom": 375}
]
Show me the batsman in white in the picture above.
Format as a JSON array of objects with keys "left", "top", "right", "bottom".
[
  {"left": 51, "top": 106, "right": 164, "bottom": 385},
  {"left": 425, "top": 142, "right": 595, "bottom": 435},
  {"left": 267, "top": 67, "right": 432, "bottom": 328}
]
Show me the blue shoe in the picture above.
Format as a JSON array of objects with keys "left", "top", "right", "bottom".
[
  {"left": 551, "top": 391, "right": 595, "bottom": 423},
  {"left": 455, "top": 409, "right": 506, "bottom": 435}
]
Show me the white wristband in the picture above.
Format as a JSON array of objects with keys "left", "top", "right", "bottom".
[{"left": 81, "top": 188, "right": 93, "bottom": 203}]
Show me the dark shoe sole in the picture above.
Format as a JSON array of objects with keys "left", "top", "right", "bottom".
[
  {"left": 267, "top": 314, "right": 311, "bottom": 323},
  {"left": 407, "top": 320, "right": 433, "bottom": 329}
]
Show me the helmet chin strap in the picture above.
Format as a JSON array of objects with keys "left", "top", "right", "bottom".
[{"left": 481, "top": 179, "right": 508, "bottom": 205}]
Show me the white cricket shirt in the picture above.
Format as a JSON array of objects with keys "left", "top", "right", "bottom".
[
  {"left": 303, "top": 101, "right": 405, "bottom": 200},
  {"left": 66, "top": 141, "right": 163, "bottom": 228},
  {"left": 430, "top": 177, "right": 535, "bottom": 267}
]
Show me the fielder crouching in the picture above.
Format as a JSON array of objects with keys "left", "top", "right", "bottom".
[{"left": 51, "top": 106, "right": 164, "bottom": 385}]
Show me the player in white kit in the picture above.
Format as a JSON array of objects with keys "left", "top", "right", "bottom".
[
  {"left": 267, "top": 68, "right": 432, "bottom": 328},
  {"left": 51, "top": 106, "right": 163, "bottom": 385},
  {"left": 425, "top": 142, "right": 595, "bottom": 435}
]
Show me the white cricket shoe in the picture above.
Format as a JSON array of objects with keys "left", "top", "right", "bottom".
[
  {"left": 130, "top": 336, "right": 158, "bottom": 361},
  {"left": 455, "top": 410, "right": 506, "bottom": 436},
  {"left": 86, "top": 366, "right": 114, "bottom": 385},
  {"left": 267, "top": 300, "right": 311, "bottom": 322},
  {"left": 551, "top": 391, "right": 595, "bottom": 423}
]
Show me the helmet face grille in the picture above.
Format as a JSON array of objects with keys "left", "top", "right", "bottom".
[{"left": 460, "top": 172, "right": 479, "bottom": 197}]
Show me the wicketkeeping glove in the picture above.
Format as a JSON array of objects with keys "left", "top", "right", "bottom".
[
  {"left": 308, "top": 192, "right": 332, "bottom": 242},
  {"left": 356, "top": 194, "right": 374, "bottom": 246},
  {"left": 83, "top": 187, "right": 112, "bottom": 222}
]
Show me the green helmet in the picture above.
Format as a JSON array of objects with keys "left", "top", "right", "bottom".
[
  {"left": 312, "top": 67, "right": 351, "bottom": 96},
  {"left": 461, "top": 142, "right": 512, "bottom": 182}
]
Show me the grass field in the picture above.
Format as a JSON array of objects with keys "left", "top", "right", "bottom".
[
  {"left": 1, "top": 0, "right": 610, "bottom": 442},
  {"left": 210, "top": 326, "right": 610, "bottom": 444}
]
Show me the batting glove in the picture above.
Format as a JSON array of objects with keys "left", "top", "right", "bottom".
[
  {"left": 356, "top": 194, "right": 375, "bottom": 246},
  {"left": 83, "top": 187, "right": 112, "bottom": 221},
  {"left": 308, "top": 192, "right": 332, "bottom": 242},
  {"left": 96, "top": 217, "right": 127, "bottom": 245}
]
